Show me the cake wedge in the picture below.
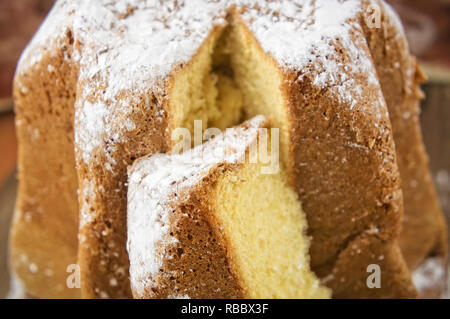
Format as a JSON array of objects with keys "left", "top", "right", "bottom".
[{"left": 127, "top": 116, "right": 330, "bottom": 299}]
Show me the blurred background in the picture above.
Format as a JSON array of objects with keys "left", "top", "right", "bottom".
[{"left": 0, "top": 0, "right": 449, "bottom": 297}]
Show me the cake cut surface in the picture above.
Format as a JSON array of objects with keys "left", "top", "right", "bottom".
[
  {"left": 10, "top": 0, "right": 447, "bottom": 298},
  {"left": 127, "top": 116, "right": 330, "bottom": 298}
]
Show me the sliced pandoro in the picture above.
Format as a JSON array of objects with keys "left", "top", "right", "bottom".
[
  {"left": 127, "top": 116, "right": 330, "bottom": 299},
  {"left": 12, "top": 0, "right": 427, "bottom": 298}
]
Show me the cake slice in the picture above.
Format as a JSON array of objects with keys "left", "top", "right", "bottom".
[{"left": 127, "top": 116, "right": 330, "bottom": 299}]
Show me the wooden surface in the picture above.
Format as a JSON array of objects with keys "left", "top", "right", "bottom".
[{"left": 0, "top": 82, "right": 448, "bottom": 298}]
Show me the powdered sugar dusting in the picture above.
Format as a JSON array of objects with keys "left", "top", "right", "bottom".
[
  {"left": 243, "top": 0, "right": 388, "bottom": 120},
  {"left": 241, "top": 0, "right": 360, "bottom": 72},
  {"left": 76, "top": 101, "right": 109, "bottom": 164},
  {"left": 16, "top": 0, "right": 391, "bottom": 168},
  {"left": 6, "top": 273, "right": 27, "bottom": 299},
  {"left": 412, "top": 257, "right": 448, "bottom": 298},
  {"left": 127, "top": 116, "right": 266, "bottom": 296}
]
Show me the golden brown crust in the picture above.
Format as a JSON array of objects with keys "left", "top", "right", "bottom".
[
  {"left": 361, "top": 0, "right": 448, "bottom": 295},
  {"left": 76, "top": 82, "right": 172, "bottom": 298},
  {"left": 134, "top": 165, "right": 246, "bottom": 299},
  {"left": 127, "top": 117, "right": 270, "bottom": 298},
  {"left": 230, "top": 11, "right": 415, "bottom": 297},
  {"left": 330, "top": 238, "right": 416, "bottom": 298},
  {"left": 10, "top": 29, "right": 80, "bottom": 299},
  {"left": 282, "top": 60, "right": 416, "bottom": 297}
]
